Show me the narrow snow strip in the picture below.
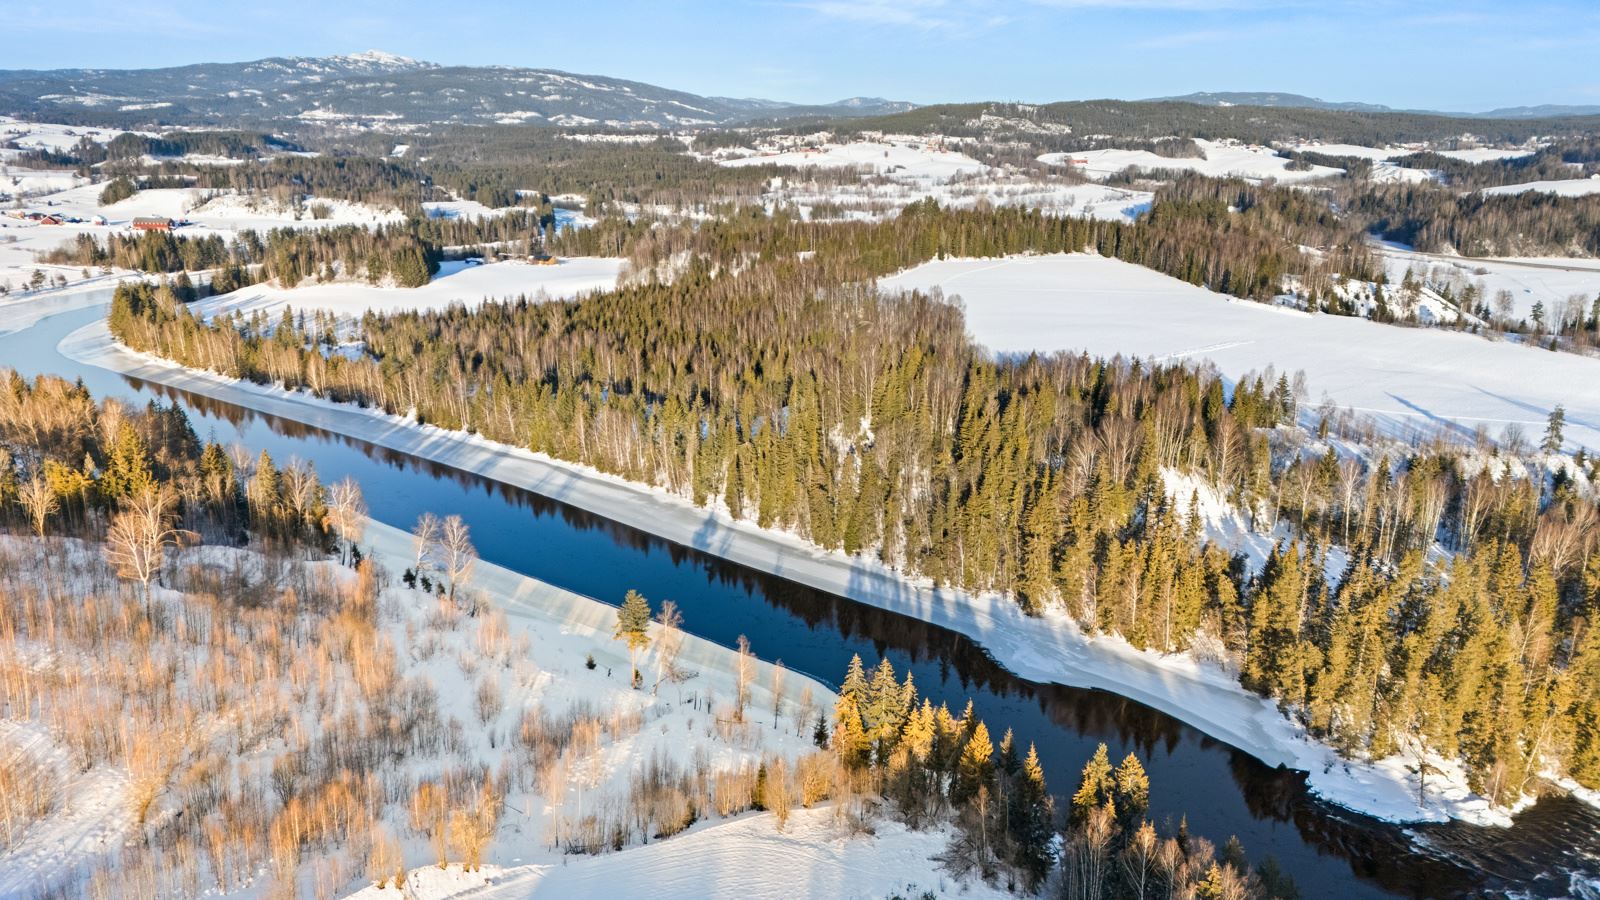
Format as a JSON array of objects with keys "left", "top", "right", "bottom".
[
  {"left": 58, "top": 319, "right": 1516, "bottom": 825},
  {"left": 341, "top": 808, "right": 998, "bottom": 900},
  {"left": 360, "top": 519, "right": 829, "bottom": 706}
]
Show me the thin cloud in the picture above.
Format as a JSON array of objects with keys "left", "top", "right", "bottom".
[{"left": 793, "top": 0, "right": 1011, "bottom": 33}]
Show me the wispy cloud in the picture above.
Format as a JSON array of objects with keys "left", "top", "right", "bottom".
[{"left": 793, "top": 0, "right": 1012, "bottom": 33}]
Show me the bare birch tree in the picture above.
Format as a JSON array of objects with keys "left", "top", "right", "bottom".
[
  {"left": 323, "top": 477, "right": 367, "bottom": 564},
  {"left": 733, "top": 634, "right": 754, "bottom": 723},
  {"left": 412, "top": 511, "right": 442, "bottom": 573},
  {"left": 651, "top": 599, "right": 684, "bottom": 696},
  {"left": 19, "top": 474, "right": 57, "bottom": 537},
  {"left": 105, "top": 484, "right": 191, "bottom": 603},
  {"left": 440, "top": 514, "right": 476, "bottom": 605},
  {"left": 770, "top": 661, "right": 787, "bottom": 729}
]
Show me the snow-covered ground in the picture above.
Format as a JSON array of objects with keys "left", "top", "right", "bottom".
[
  {"left": 1039, "top": 139, "right": 1344, "bottom": 184},
  {"left": 1434, "top": 147, "right": 1537, "bottom": 163},
  {"left": 425, "top": 198, "right": 595, "bottom": 230},
  {"left": 880, "top": 254, "right": 1600, "bottom": 452},
  {"left": 1, "top": 184, "right": 404, "bottom": 296},
  {"left": 715, "top": 138, "right": 987, "bottom": 182},
  {"left": 0, "top": 117, "right": 157, "bottom": 154},
  {"left": 341, "top": 808, "right": 1001, "bottom": 900},
  {"left": 1368, "top": 162, "right": 1441, "bottom": 184},
  {"left": 1379, "top": 246, "right": 1600, "bottom": 321},
  {"left": 58, "top": 312, "right": 1553, "bottom": 827},
  {"left": 763, "top": 176, "right": 1152, "bottom": 224},
  {"left": 1482, "top": 176, "right": 1600, "bottom": 198},
  {"left": 3, "top": 517, "right": 930, "bottom": 898},
  {"left": 1275, "top": 142, "right": 1537, "bottom": 166},
  {"left": 23, "top": 184, "right": 402, "bottom": 232},
  {"left": 1276, "top": 141, "right": 1415, "bottom": 161},
  {"left": 192, "top": 256, "right": 624, "bottom": 320}
]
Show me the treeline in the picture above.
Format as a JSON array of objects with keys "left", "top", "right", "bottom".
[
  {"left": 15, "top": 130, "right": 301, "bottom": 171},
  {"left": 558, "top": 179, "right": 1375, "bottom": 305},
  {"left": 374, "top": 127, "right": 795, "bottom": 211},
  {"left": 146, "top": 154, "right": 429, "bottom": 211},
  {"left": 1348, "top": 182, "right": 1600, "bottom": 256},
  {"left": 1388, "top": 146, "right": 1596, "bottom": 188},
  {"left": 805, "top": 100, "right": 1600, "bottom": 152},
  {"left": 0, "top": 369, "right": 339, "bottom": 548},
  {"left": 46, "top": 206, "right": 564, "bottom": 288},
  {"left": 111, "top": 202, "right": 1600, "bottom": 806}
]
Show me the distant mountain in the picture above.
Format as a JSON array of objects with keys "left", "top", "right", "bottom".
[
  {"left": 0, "top": 52, "right": 915, "bottom": 130},
  {"left": 1148, "top": 92, "right": 1397, "bottom": 113},
  {"left": 1148, "top": 91, "right": 1600, "bottom": 119},
  {"left": 1474, "top": 104, "right": 1600, "bottom": 119}
]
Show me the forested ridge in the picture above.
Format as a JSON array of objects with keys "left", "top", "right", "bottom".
[
  {"left": 107, "top": 196, "right": 1600, "bottom": 811},
  {"left": 44, "top": 206, "right": 570, "bottom": 290}
]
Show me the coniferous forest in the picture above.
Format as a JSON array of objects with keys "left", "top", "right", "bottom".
[{"left": 108, "top": 198, "right": 1600, "bottom": 811}]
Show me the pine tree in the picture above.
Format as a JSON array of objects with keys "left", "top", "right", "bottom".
[
  {"left": 1543, "top": 405, "right": 1566, "bottom": 454},
  {"left": 1009, "top": 742, "right": 1055, "bottom": 890},
  {"left": 1114, "top": 752, "right": 1149, "bottom": 822},
  {"left": 1071, "top": 743, "right": 1115, "bottom": 824},
  {"left": 954, "top": 720, "right": 995, "bottom": 804},
  {"left": 613, "top": 589, "right": 652, "bottom": 688}
]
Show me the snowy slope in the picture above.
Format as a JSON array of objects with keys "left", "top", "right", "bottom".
[
  {"left": 1380, "top": 247, "right": 1600, "bottom": 321},
  {"left": 192, "top": 257, "right": 624, "bottom": 320},
  {"left": 1039, "top": 139, "right": 1344, "bottom": 184},
  {"left": 1435, "top": 147, "right": 1537, "bottom": 162},
  {"left": 880, "top": 254, "right": 1600, "bottom": 451},
  {"left": 342, "top": 809, "right": 997, "bottom": 900},
  {"left": 1482, "top": 177, "right": 1600, "bottom": 198},
  {"left": 717, "top": 140, "right": 987, "bottom": 182}
]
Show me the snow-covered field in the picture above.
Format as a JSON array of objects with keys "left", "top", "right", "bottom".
[
  {"left": 0, "top": 117, "right": 157, "bottom": 154},
  {"left": 1435, "top": 147, "right": 1537, "bottom": 163},
  {"left": 57, "top": 312, "right": 1549, "bottom": 827},
  {"left": 1482, "top": 177, "right": 1600, "bottom": 198},
  {"left": 1, "top": 184, "right": 404, "bottom": 296},
  {"left": 192, "top": 257, "right": 624, "bottom": 320},
  {"left": 715, "top": 139, "right": 987, "bottom": 182},
  {"left": 1040, "top": 139, "right": 1344, "bottom": 184},
  {"left": 764, "top": 177, "right": 1152, "bottom": 224},
  {"left": 26, "top": 184, "right": 402, "bottom": 232},
  {"left": 880, "top": 254, "right": 1600, "bottom": 452},
  {"left": 1276, "top": 141, "right": 1415, "bottom": 161},
  {"left": 707, "top": 135, "right": 1152, "bottom": 223}
]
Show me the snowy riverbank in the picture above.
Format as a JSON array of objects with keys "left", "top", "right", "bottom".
[{"left": 58, "top": 316, "right": 1553, "bottom": 828}]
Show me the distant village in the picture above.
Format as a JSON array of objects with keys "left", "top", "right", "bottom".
[{"left": 3, "top": 209, "right": 182, "bottom": 231}]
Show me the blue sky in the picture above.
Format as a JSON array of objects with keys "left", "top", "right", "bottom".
[{"left": 9, "top": 0, "right": 1600, "bottom": 111}]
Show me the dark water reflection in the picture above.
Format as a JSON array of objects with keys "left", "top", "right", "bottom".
[{"left": 7, "top": 301, "right": 1599, "bottom": 899}]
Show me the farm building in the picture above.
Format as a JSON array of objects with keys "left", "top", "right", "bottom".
[{"left": 132, "top": 217, "right": 173, "bottom": 232}]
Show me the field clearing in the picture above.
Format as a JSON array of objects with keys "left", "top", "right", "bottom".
[
  {"left": 881, "top": 254, "right": 1600, "bottom": 450},
  {"left": 192, "top": 256, "right": 625, "bottom": 320},
  {"left": 1039, "top": 139, "right": 1344, "bottom": 184}
]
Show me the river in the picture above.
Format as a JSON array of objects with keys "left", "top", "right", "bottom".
[{"left": 4, "top": 294, "right": 1598, "bottom": 899}]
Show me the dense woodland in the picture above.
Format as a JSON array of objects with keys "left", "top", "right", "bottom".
[
  {"left": 109, "top": 197, "right": 1600, "bottom": 810},
  {"left": 1347, "top": 183, "right": 1600, "bottom": 257}
]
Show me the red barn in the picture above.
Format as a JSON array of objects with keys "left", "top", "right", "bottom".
[{"left": 132, "top": 217, "right": 173, "bottom": 232}]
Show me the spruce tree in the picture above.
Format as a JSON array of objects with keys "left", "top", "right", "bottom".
[{"left": 613, "top": 589, "right": 652, "bottom": 688}]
